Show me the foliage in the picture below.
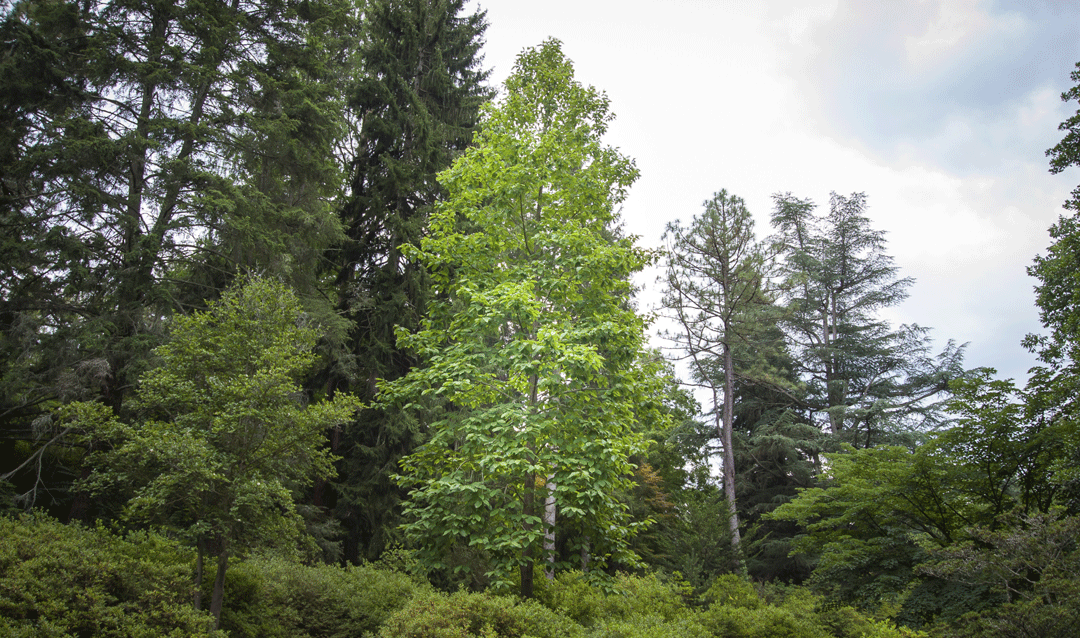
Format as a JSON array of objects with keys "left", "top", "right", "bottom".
[
  {"left": 534, "top": 571, "right": 691, "bottom": 628},
  {"left": 376, "top": 589, "right": 585, "bottom": 638},
  {"left": 770, "top": 192, "right": 964, "bottom": 447},
  {"left": 218, "top": 554, "right": 427, "bottom": 638},
  {"left": 383, "top": 40, "right": 664, "bottom": 595},
  {"left": 661, "top": 189, "right": 779, "bottom": 572},
  {"left": 0, "top": 512, "right": 222, "bottom": 637},
  {"left": 1026, "top": 60, "right": 1080, "bottom": 512},
  {"left": 767, "top": 371, "right": 1065, "bottom": 622},
  {"left": 0, "top": 0, "right": 356, "bottom": 515},
  {"left": 698, "top": 576, "right": 923, "bottom": 638},
  {"left": 922, "top": 511, "right": 1080, "bottom": 638},
  {"left": 72, "top": 277, "right": 361, "bottom": 625},
  {"left": 328, "top": 0, "right": 492, "bottom": 563}
]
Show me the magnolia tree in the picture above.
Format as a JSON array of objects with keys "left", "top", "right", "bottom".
[{"left": 381, "top": 40, "right": 668, "bottom": 597}]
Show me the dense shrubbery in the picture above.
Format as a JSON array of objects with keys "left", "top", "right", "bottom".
[
  {"left": 0, "top": 514, "right": 936, "bottom": 637},
  {"left": 219, "top": 554, "right": 427, "bottom": 638},
  {"left": 0, "top": 513, "right": 221, "bottom": 637}
]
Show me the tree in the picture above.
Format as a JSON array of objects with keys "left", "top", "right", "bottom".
[
  {"left": 768, "top": 369, "right": 1063, "bottom": 623},
  {"left": 1026, "top": 60, "right": 1080, "bottom": 509},
  {"left": 660, "top": 190, "right": 779, "bottom": 574},
  {"left": 381, "top": 40, "right": 665, "bottom": 597},
  {"left": 327, "top": 0, "right": 491, "bottom": 563},
  {"left": 770, "top": 192, "right": 965, "bottom": 448},
  {"left": 0, "top": 0, "right": 356, "bottom": 506},
  {"left": 67, "top": 278, "right": 360, "bottom": 629}
]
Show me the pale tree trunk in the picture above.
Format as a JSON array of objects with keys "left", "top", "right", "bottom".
[
  {"left": 720, "top": 341, "right": 746, "bottom": 576},
  {"left": 544, "top": 476, "right": 556, "bottom": 580}
]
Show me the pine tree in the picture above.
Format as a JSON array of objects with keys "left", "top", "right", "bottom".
[
  {"left": 661, "top": 190, "right": 779, "bottom": 575},
  {"left": 327, "top": 0, "right": 491, "bottom": 562}
]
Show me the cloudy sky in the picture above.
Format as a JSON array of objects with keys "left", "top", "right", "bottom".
[{"left": 466, "top": 0, "right": 1080, "bottom": 383}]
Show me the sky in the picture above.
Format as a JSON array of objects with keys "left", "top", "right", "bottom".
[{"left": 466, "top": 0, "right": 1080, "bottom": 384}]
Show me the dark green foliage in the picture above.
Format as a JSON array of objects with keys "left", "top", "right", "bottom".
[
  {"left": 328, "top": 0, "right": 491, "bottom": 564},
  {"left": 71, "top": 277, "right": 361, "bottom": 627},
  {"left": 218, "top": 555, "right": 427, "bottom": 638},
  {"left": 770, "top": 192, "right": 964, "bottom": 447},
  {"left": 376, "top": 589, "right": 584, "bottom": 638},
  {"left": 921, "top": 511, "right": 1080, "bottom": 638},
  {"left": 0, "top": 0, "right": 356, "bottom": 517},
  {"left": 0, "top": 512, "right": 222, "bottom": 637},
  {"left": 1025, "top": 61, "right": 1080, "bottom": 512}
]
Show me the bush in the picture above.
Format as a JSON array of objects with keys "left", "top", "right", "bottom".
[
  {"left": 377, "top": 589, "right": 585, "bottom": 638},
  {"left": 219, "top": 554, "right": 427, "bottom": 638},
  {"left": 534, "top": 571, "right": 690, "bottom": 628},
  {"left": 0, "top": 513, "right": 221, "bottom": 637}
]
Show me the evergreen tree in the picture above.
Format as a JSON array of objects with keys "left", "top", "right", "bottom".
[
  {"left": 0, "top": 0, "right": 357, "bottom": 513},
  {"left": 327, "top": 0, "right": 490, "bottom": 562},
  {"left": 68, "top": 278, "right": 360, "bottom": 628},
  {"left": 770, "top": 192, "right": 965, "bottom": 448},
  {"left": 660, "top": 190, "right": 779, "bottom": 574}
]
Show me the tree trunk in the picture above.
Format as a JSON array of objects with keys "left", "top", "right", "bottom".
[
  {"left": 721, "top": 341, "right": 745, "bottom": 576},
  {"left": 209, "top": 548, "right": 229, "bottom": 629},
  {"left": 544, "top": 476, "right": 556, "bottom": 580}
]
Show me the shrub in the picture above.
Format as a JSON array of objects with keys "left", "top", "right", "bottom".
[
  {"left": 219, "top": 554, "right": 427, "bottom": 638},
  {"left": 376, "top": 589, "right": 585, "bottom": 638},
  {"left": 534, "top": 571, "right": 689, "bottom": 628},
  {"left": 0, "top": 513, "right": 221, "bottom": 637}
]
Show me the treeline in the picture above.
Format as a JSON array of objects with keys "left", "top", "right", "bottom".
[{"left": 2, "top": 1, "right": 1080, "bottom": 636}]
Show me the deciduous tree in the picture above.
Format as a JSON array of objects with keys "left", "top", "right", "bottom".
[
  {"left": 381, "top": 40, "right": 665, "bottom": 597},
  {"left": 68, "top": 278, "right": 360, "bottom": 629}
]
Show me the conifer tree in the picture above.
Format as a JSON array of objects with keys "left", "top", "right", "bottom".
[
  {"left": 770, "top": 192, "right": 965, "bottom": 447},
  {"left": 661, "top": 190, "right": 778, "bottom": 575},
  {"left": 0, "top": 0, "right": 357, "bottom": 513},
  {"left": 328, "top": 0, "right": 490, "bottom": 562}
]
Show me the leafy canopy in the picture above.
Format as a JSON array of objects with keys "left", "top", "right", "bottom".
[{"left": 382, "top": 39, "right": 667, "bottom": 594}]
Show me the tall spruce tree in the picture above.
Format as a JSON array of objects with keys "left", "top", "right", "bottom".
[
  {"left": 0, "top": 0, "right": 356, "bottom": 514},
  {"left": 770, "top": 192, "right": 965, "bottom": 448},
  {"left": 328, "top": 0, "right": 491, "bottom": 562}
]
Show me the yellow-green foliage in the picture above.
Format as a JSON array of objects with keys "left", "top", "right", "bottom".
[
  {"left": 534, "top": 571, "right": 690, "bottom": 628},
  {"left": 698, "top": 576, "right": 926, "bottom": 638},
  {"left": 376, "top": 589, "right": 585, "bottom": 638},
  {"left": 0, "top": 513, "right": 222, "bottom": 637}
]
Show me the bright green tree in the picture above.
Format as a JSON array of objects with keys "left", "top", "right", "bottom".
[
  {"left": 381, "top": 40, "right": 666, "bottom": 597},
  {"left": 67, "top": 278, "right": 361, "bottom": 629},
  {"left": 661, "top": 190, "right": 780, "bottom": 574}
]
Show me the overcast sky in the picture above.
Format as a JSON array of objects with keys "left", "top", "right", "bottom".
[{"left": 466, "top": 0, "right": 1080, "bottom": 384}]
